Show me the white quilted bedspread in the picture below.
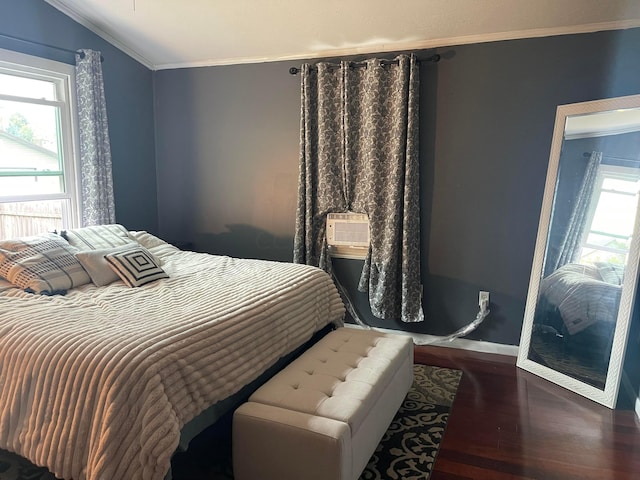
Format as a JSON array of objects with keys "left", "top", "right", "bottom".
[{"left": 0, "top": 239, "right": 345, "bottom": 480}]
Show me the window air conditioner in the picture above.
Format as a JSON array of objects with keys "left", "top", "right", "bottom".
[{"left": 326, "top": 212, "right": 370, "bottom": 259}]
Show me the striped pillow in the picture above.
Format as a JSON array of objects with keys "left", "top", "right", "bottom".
[
  {"left": 0, "top": 233, "right": 91, "bottom": 295},
  {"left": 105, "top": 246, "right": 168, "bottom": 287},
  {"left": 61, "top": 224, "right": 131, "bottom": 251}
]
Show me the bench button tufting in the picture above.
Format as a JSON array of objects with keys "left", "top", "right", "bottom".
[{"left": 233, "top": 328, "right": 414, "bottom": 480}]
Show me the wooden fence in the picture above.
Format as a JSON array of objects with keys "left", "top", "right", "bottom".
[{"left": 0, "top": 201, "right": 63, "bottom": 239}]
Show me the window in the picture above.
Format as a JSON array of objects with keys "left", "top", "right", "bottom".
[
  {"left": 0, "top": 48, "right": 79, "bottom": 240},
  {"left": 579, "top": 164, "right": 640, "bottom": 266}
]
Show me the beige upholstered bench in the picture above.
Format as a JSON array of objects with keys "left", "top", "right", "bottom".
[{"left": 232, "top": 327, "right": 414, "bottom": 480}]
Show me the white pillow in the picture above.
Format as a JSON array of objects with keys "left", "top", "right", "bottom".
[
  {"left": 62, "top": 224, "right": 131, "bottom": 251},
  {"left": 0, "top": 277, "right": 16, "bottom": 293},
  {"left": 127, "top": 231, "right": 168, "bottom": 249},
  {"left": 0, "top": 233, "right": 91, "bottom": 295},
  {"left": 75, "top": 244, "right": 139, "bottom": 286},
  {"left": 104, "top": 246, "right": 169, "bottom": 287}
]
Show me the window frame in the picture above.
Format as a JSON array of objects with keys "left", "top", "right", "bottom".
[
  {"left": 579, "top": 163, "right": 640, "bottom": 264},
  {"left": 0, "top": 47, "right": 81, "bottom": 230}
]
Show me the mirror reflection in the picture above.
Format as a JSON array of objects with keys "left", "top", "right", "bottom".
[{"left": 527, "top": 106, "right": 640, "bottom": 390}]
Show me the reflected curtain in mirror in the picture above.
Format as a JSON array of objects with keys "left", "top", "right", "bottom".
[
  {"left": 75, "top": 49, "right": 115, "bottom": 226},
  {"left": 294, "top": 54, "right": 424, "bottom": 323},
  {"left": 549, "top": 151, "right": 602, "bottom": 272}
]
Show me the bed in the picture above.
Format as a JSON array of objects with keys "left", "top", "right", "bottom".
[
  {"left": 537, "top": 262, "right": 622, "bottom": 336},
  {"left": 0, "top": 225, "right": 345, "bottom": 480},
  {"left": 534, "top": 262, "right": 622, "bottom": 367}
]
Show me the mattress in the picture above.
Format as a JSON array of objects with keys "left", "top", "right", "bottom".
[
  {"left": 0, "top": 234, "right": 345, "bottom": 480},
  {"left": 539, "top": 262, "right": 621, "bottom": 335}
]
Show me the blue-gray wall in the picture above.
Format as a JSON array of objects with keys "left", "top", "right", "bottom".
[
  {"left": 154, "top": 28, "right": 640, "bottom": 348},
  {"left": 6, "top": 1, "right": 637, "bottom": 348},
  {"left": 3, "top": 0, "right": 639, "bottom": 408},
  {"left": 0, "top": 0, "right": 158, "bottom": 233}
]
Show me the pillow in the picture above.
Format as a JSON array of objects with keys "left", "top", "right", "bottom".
[
  {"left": 75, "top": 244, "right": 140, "bottom": 287},
  {"left": 104, "top": 246, "right": 169, "bottom": 287},
  {"left": 61, "top": 224, "right": 132, "bottom": 251},
  {"left": 127, "top": 231, "right": 168, "bottom": 249},
  {"left": 595, "top": 262, "right": 625, "bottom": 285},
  {"left": 0, "top": 277, "right": 16, "bottom": 293},
  {"left": 0, "top": 233, "right": 91, "bottom": 295}
]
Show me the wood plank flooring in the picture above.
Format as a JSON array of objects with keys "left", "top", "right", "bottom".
[{"left": 415, "top": 345, "right": 640, "bottom": 480}]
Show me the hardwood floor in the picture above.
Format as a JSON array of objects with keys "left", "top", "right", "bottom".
[{"left": 415, "top": 345, "right": 640, "bottom": 480}]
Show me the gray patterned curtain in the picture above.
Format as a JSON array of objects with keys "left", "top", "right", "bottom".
[
  {"left": 75, "top": 49, "right": 116, "bottom": 226},
  {"left": 294, "top": 54, "right": 424, "bottom": 323},
  {"left": 553, "top": 151, "right": 603, "bottom": 270}
]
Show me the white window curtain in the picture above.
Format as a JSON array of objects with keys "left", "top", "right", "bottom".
[
  {"left": 294, "top": 54, "right": 424, "bottom": 323},
  {"left": 75, "top": 49, "right": 115, "bottom": 226}
]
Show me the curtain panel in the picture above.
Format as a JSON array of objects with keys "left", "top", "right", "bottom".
[
  {"left": 294, "top": 54, "right": 424, "bottom": 323},
  {"left": 551, "top": 150, "right": 602, "bottom": 271},
  {"left": 75, "top": 49, "right": 116, "bottom": 226}
]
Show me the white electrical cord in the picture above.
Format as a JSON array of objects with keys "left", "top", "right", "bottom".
[
  {"left": 331, "top": 271, "right": 371, "bottom": 329},
  {"left": 332, "top": 271, "right": 491, "bottom": 342},
  {"left": 414, "top": 300, "right": 490, "bottom": 345}
]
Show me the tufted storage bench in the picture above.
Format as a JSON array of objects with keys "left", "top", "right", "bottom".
[{"left": 232, "top": 327, "right": 414, "bottom": 480}]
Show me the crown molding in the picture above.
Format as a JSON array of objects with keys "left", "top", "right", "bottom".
[
  {"left": 44, "top": 0, "right": 154, "bottom": 69},
  {"left": 155, "top": 19, "right": 640, "bottom": 70},
  {"left": 42, "top": 2, "right": 640, "bottom": 71}
]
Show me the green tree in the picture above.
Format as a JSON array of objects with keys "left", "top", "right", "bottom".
[{"left": 6, "top": 113, "right": 34, "bottom": 143}]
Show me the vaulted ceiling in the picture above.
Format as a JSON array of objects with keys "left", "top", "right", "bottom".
[{"left": 45, "top": 0, "right": 640, "bottom": 70}]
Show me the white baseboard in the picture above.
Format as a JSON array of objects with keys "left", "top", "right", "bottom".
[
  {"left": 343, "top": 324, "right": 640, "bottom": 416},
  {"left": 618, "top": 372, "right": 640, "bottom": 418},
  {"left": 343, "top": 324, "right": 519, "bottom": 357},
  {"left": 626, "top": 372, "right": 640, "bottom": 420}
]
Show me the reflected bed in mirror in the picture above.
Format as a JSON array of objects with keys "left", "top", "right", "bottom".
[{"left": 517, "top": 94, "right": 640, "bottom": 408}]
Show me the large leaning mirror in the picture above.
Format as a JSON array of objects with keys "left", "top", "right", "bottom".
[{"left": 517, "top": 94, "right": 640, "bottom": 408}]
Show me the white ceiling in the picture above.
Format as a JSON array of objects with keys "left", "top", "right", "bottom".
[{"left": 45, "top": 0, "right": 640, "bottom": 71}]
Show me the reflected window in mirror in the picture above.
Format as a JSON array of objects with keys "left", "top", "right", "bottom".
[{"left": 580, "top": 163, "right": 640, "bottom": 267}]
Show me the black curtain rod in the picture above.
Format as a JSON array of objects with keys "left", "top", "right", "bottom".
[
  {"left": 0, "top": 32, "right": 103, "bottom": 62},
  {"left": 289, "top": 53, "right": 440, "bottom": 75}
]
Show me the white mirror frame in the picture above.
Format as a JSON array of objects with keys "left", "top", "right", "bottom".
[{"left": 517, "top": 94, "right": 640, "bottom": 408}]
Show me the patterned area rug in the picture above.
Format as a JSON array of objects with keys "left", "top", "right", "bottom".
[
  {"left": 360, "top": 364, "right": 462, "bottom": 480},
  {"left": 529, "top": 330, "right": 607, "bottom": 389},
  {"left": 0, "top": 364, "right": 462, "bottom": 480}
]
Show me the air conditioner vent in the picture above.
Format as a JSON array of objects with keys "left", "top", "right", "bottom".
[{"left": 326, "top": 212, "right": 370, "bottom": 259}]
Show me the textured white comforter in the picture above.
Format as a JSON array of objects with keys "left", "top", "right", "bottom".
[
  {"left": 540, "top": 263, "right": 621, "bottom": 335},
  {"left": 0, "top": 237, "right": 345, "bottom": 480}
]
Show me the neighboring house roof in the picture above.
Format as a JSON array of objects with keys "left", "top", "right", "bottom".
[{"left": 0, "top": 130, "right": 59, "bottom": 172}]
